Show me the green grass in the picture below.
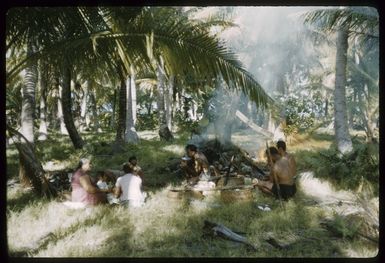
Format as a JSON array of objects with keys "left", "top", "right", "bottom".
[{"left": 6, "top": 130, "right": 379, "bottom": 257}]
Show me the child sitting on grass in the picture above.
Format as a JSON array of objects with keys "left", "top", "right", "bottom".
[{"left": 96, "top": 171, "right": 120, "bottom": 204}]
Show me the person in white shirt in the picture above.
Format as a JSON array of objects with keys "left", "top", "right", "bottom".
[{"left": 114, "top": 163, "right": 147, "bottom": 207}]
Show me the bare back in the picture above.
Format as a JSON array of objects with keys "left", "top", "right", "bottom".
[
  {"left": 193, "top": 151, "right": 209, "bottom": 174},
  {"left": 283, "top": 152, "right": 297, "bottom": 178},
  {"left": 273, "top": 157, "right": 295, "bottom": 185}
]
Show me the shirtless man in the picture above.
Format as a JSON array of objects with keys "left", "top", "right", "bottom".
[
  {"left": 276, "top": 140, "right": 297, "bottom": 177},
  {"left": 253, "top": 147, "right": 296, "bottom": 200},
  {"left": 180, "top": 144, "right": 211, "bottom": 183}
]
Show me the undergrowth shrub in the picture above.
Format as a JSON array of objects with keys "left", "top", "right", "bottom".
[{"left": 296, "top": 142, "right": 378, "bottom": 195}]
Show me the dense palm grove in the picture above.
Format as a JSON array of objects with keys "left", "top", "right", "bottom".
[
  {"left": 6, "top": 6, "right": 379, "bottom": 257},
  {"left": 7, "top": 7, "right": 275, "bottom": 195}
]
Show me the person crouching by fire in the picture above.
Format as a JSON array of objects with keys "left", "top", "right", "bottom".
[{"left": 180, "top": 144, "right": 211, "bottom": 185}]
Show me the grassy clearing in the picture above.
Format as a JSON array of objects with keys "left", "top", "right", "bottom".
[{"left": 6, "top": 130, "right": 379, "bottom": 257}]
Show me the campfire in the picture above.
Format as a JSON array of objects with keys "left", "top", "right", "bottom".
[
  {"left": 168, "top": 139, "right": 270, "bottom": 202},
  {"left": 199, "top": 139, "right": 268, "bottom": 181}
]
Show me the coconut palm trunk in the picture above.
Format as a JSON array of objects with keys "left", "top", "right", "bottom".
[
  {"left": 334, "top": 28, "right": 353, "bottom": 154},
  {"left": 54, "top": 77, "right": 68, "bottom": 135},
  {"left": 124, "top": 66, "right": 139, "bottom": 143},
  {"left": 19, "top": 40, "right": 37, "bottom": 187},
  {"left": 60, "top": 57, "right": 85, "bottom": 149},
  {"left": 110, "top": 88, "right": 117, "bottom": 128},
  {"left": 165, "top": 74, "right": 174, "bottom": 131},
  {"left": 89, "top": 87, "right": 100, "bottom": 132},
  {"left": 115, "top": 72, "right": 127, "bottom": 144},
  {"left": 79, "top": 81, "right": 89, "bottom": 132},
  {"left": 38, "top": 60, "right": 49, "bottom": 141},
  {"left": 156, "top": 58, "right": 173, "bottom": 141},
  {"left": 20, "top": 40, "right": 37, "bottom": 144}
]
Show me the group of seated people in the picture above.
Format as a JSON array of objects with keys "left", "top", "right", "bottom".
[
  {"left": 70, "top": 140, "right": 296, "bottom": 207},
  {"left": 71, "top": 156, "right": 146, "bottom": 207},
  {"left": 180, "top": 140, "right": 297, "bottom": 201}
]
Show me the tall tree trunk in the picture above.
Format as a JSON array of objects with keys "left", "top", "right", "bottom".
[
  {"left": 89, "top": 86, "right": 100, "bottom": 132},
  {"left": 173, "top": 80, "right": 180, "bottom": 122},
  {"left": 156, "top": 58, "right": 173, "bottom": 141},
  {"left": 334, "top": 29, "right": 353, "bottom": 154},
  {"left": 124, "top": 66, "right": 139, "bottom": 143},
  {"left": 20, "top": 40, "right": 37, "bottom": 144},
  {"left": 19, "top": 40, "right": 37, "bottom": 187},
  {"left": 55, "top": 78, "right": 68, "bottom": 135},
  {"left": 79, "top": 81, "right": 89, "bottom": 132},
  {"left": 38, "top": 60, "right": 48, "bottom": 141},
  {"left": 165, "top": 74, "right": 174, "bottom": 131},
  {"left": 61, "top": 57, "right": 84, "bottom": 149},
  {"left": 115, "top": 73, "right": 126, "bottom": 143},
  {"left": 110, "top": 87, "right": 117, "bottom": 128}
]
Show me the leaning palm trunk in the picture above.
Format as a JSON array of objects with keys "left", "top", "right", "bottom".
[
  {"left": 156, "top": 59, "right": 173, "bottom": 141},
  {"left": 124, "top": 66, "right": 139, "bottom": 143},
  {"left": 61, "top": 57, "right": 84, "bottom": 149},
  {"left": 334, "top": 28, "right": 353, "bottom": 154},
  {"left": 7, "top": 125, "right": 57, "bottom": 197}
]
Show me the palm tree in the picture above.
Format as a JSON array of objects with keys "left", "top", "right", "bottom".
[
  {"left": 37, "top": 59, "right": 49, "bottom": 141},
  {"left": 8, "top": 6, "right": 273, "bottom": 145},
  {"left": 124, "top": 65, "right": 140, "bottom": 143},
  {"left": 304, "top": 6, "right": 379, "bottom": 154},
  {"left": 20, "top": 39, "right": 37, "bottom": 145}
]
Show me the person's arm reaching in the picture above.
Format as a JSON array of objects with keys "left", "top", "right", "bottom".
[{"left": 79, "top": 175, "right": 102, "bottom": 194}]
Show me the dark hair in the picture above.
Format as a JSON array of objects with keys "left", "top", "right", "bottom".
[
  {"left": 123, "top": 163, "right": 133, "bottom": 173},
  {"left": 186, "top": 144, "right": 197, "bottom": 152},
  {"left": 276, "top": 140, "right": 286, "bottom": 151},
  {"left": 265, "top": 146, "right": 279, "bottom": 156},
  {"left": 96, "top": 171, "right": 104, "bottom": 177},
  {"left": 76, "top": 158, "right": 90, "bottom": 170},
  {"left": 128, "top": 156, "right": 137, "bottom": 162}
]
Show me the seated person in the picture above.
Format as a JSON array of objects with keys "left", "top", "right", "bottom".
[
  {"left": 96, "top": 171, "right": 119, "bottom": 204},
  {"left": 276, "top": 140, "right": 297, "bottom": 179},
  {"left": 180, "top": 144, "right": 212, "bottom": 184},
  {"left": 127, "top": 155, "right": 144, "bottom": 178},
  {"left": 71, "top": 158, "right": 107, "bottom": 206},
  {"left": 113, "top": 163, "right": 147, "bottom": 207},
  {"left": 252, "top": 147, "right": 296, "bottom": 200}
]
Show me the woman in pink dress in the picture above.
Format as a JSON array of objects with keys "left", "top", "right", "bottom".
[{"left": 71, "top": 158, "right": 107, "bottom": 205}]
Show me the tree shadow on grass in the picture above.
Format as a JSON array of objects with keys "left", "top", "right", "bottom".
[
  {"left": 6, "top": 189, "right": 38, "bottom": 213},
  {"left": 8, "top": 205, "right": 126, "bottom": 257},
  {"left": 87, "top": 191, "right": 348, "bottom": 258}
]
